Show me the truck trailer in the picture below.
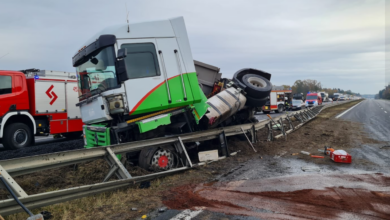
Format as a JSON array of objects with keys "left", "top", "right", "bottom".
[
  {"left": 73, "top": 17, "right": 272, "bottom": 170},
  {"left": 0, "top": 69, "right": 83, "bottom": 149}
]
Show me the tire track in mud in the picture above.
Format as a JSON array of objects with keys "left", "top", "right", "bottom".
[{"left": 163, "top": 173, "right": 390, "bottom": 219}]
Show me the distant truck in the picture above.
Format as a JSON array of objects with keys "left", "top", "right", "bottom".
[
  {"left": 262, "top": 86, "right": 292, "bottom": 114},
  {"left": 0, "top": 69, "right": 83, "bottom": 149},
  {"left": 333, "top": 93, "right": 340, "bottom": 101},
  {"left": 320, "top": 92, "right": 329, "bottom": 102}
]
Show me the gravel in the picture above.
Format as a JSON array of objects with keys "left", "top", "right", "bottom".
[{"left": 0, "top": 139, "right": 84, "bottom": 161}]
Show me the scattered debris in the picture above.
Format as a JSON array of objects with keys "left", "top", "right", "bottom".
[
  {"left": 158, "top": 207, "right": 167, "bottom": 213},
  {"left": 301, "top": 151, "right": 311, "bottom": 155},
  {"left": 240, "top": 127, "right": 257, "bottom": 152},
  {"left": 40, "top": 211, "right": 53, "bottom": 220},
  {"left": 141, "top": 215, "right": 147, "bottom": 219},
  {"left": 131, "top": 208, "right": 138, "bottom": 211},
  {"left": 139, "top": 181, "right": 151, "bottom": 189},
  {"left": 324, "top": 146, "right": 335, "bottom": 155},
  {"left": 301, "top": 166, "right": 320, "bottom": 172},
  {"left": 380, "top": 145, "right": 390, "bottom": 149},
  {"left": 291, "top": 153, "right": 299, "bottom": 156},
  {"left": 310, "top": 155, "right": 324, "bottom": 158}
]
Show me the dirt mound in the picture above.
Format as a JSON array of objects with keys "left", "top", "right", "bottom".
[
  {"left": 163, "top": 174, "right": 390, "bottom": 219},
  {"left": 163, "top": 184, "right": 243, "bottom": 211}
]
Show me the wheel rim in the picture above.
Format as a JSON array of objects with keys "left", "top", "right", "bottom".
[
  {"left": 247, "top": 77, "right": 266, "bottom": 88},
  {"left": 13, "top": 129, "right": 28, "bottom": 146},
  {"left": 151, "top": 149, "right": 174, "bottom": 169}
]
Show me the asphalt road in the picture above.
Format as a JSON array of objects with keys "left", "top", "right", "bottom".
[
  {"left": 254, "top": 101, "right": 334, "bottom": 122},
  {"left": 338, "top": 99, "right": 390, "bottom": 142}
]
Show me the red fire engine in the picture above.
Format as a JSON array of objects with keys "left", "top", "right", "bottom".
[{"left": 0, "top": 69, "right": 83, "bottom": 150}]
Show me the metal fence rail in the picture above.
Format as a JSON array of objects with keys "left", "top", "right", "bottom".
[{"left": 0, "top": 100, "right": 354, "bottom": 217}]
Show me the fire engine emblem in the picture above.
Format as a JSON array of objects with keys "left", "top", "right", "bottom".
[
  {"left": 73, "top": 86, "right": 78, "bottom": 92},
  {"left": 46, "top": 85, "right": 58, "bottom": 105}
]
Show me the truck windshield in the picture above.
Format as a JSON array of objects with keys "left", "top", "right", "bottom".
[
  {"left": 306, "top": 95, "right": 318, "bottom": 100},
  {"left": 76, "top": 46, "right": 118, "bottom": 100}
]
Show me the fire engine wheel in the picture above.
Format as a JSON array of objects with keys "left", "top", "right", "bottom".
[
  {"left": 245, "top": 96, "right": 268, "bottom": 107},
  {"left": 241, "top": 74, "right": 272, "bottom": 99},
  {"left": 262, "top": 110, "right": 271, "bottom": 114},
  {"left": 275, "top": 104, "right": 284, "bottom": 113},
  {"left": 138, "top": 146, "right": 176, "bottom": 170},
  {"left": 3, "top": 123, "right": 32, "bottom": 150}
]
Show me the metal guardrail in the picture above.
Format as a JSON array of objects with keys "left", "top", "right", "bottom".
[{"left": 0, "top": 100, "right": 354, "bottom": 217}]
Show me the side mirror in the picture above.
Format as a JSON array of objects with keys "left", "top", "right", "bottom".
[
  {"left": 115, "top": 59, "right": 129, "bottom": 83},
  {"left": 117, "top": 48, "right": 127, "bottom": 59}
]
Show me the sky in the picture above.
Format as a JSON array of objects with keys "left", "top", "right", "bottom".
[{"left": 0, "top": 0, "right": 387, "bottom": 94}]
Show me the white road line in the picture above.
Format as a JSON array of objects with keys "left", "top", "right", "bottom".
[
  {"left": 170, "top": 209, "right": 203, "bottom": 220},
  {"left": 385, "top": 111, "right": 387, "bottom": 114},
  {"left": 335, "top": 102, "right": 362, "bottom": 119}
]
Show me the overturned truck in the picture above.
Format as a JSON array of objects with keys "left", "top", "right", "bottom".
[{"left": 73, "top": 17, "right": 272, "bottom": 170}]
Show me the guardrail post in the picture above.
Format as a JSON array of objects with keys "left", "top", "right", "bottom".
[
  {"left": 294, "top": 113, "right": 303, "bottom": 123},
  {"left": 104, "top": 147, "right": 132, "bottom": 182},
  {"left": 250, "top": 124, "right": 258, "bottom": 144},
  {"left": 286, "top": 115, "right": 294, "bottom": 130},
  {"left": 267, "top": 121, "right": 273, "bottom": 141},
  {"left": 304, "top": 110, "right": 311, "bottom": 119},
  {"left": 219, "top": 131, "right": 229, "bottom": 157},
  {"left": 278, "top": 118, "right": 287, "bottom": 140},
  {"left": 0, "top": 165, "right": 28, "bottom": 198}
]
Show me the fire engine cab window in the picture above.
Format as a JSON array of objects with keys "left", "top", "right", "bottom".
[
  {"left": 121, "top": 43, "right": 160, "bottom": 79},
  {"left": 0, "top": 76, "right": 12, "bottom": 95},
  {"left": 306, "top": 95, "right": 318, "bottom": 100}
]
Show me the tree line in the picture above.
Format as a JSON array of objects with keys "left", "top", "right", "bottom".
[
  {"left": 375, "top": 85, "right": 390, "bottom": 99},
  {"left": 289, "top": 79, "right": 360, "bottom": 97}
]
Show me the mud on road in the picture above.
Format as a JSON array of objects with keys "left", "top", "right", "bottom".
[{"left": 4, "top": 101, "right": 390, "bottom": 220}]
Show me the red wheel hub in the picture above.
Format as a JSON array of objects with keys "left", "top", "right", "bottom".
[{"left": 158, "top": 155, "right": 169, "bottom": 168}]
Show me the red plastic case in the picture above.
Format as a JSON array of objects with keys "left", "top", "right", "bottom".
[{"left": 330, "top": 150, "right": 352, "bottom": 163}]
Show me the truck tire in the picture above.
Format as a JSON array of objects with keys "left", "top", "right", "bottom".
[
  {"left": 241, "top": 74, "right": 272, "bottom": 98},
  {"left": 138, "top": 146, "right": 176, "bottom": 170},
  {"left": 275, "top": 104, "right": 284, "bottom": 113},
  {"left": 3, "top": 123, "right": 33, "bottom": 150},
  {"left": 62, "top": 131, "right": 82, "bottom": 139},
  {"left": 245, "top": 96, "right": 268, "bottom": 107},
  {"left": 262, "top": 110, "right": 271, "bottom": 114}
]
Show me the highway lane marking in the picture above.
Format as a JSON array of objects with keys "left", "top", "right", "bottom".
[
  {"left": 170, "top": 209, "right": 203, "bottom": 220},
  {"left": 335, "top": 102, "right": 362, "bottom": 119}
]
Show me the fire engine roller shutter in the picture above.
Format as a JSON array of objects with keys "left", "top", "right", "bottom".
[
  {"left": 66, "top": 82, "right": 81, "bottom": 119},
  {"left": 35, "top": 81, "right": 66, "bottom": 113}
]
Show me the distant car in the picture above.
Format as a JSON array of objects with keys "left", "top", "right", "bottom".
[
  {"left": 291, "top": 99, "right": 305, "bottom": 110},
  {"left": 339, "top": 96, "right": 345, "bottom": 101}
]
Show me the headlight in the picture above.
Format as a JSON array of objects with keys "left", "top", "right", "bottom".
[{"left": 107, "top": 95, "right": 125, "bottom": 114}]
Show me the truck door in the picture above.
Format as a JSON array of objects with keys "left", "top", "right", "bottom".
[
  {"left": 119, "top": 38, "right": 191, "bottom": 116},
  {"left": 0, "top": 74, "right": 14, "bottom": 116}
]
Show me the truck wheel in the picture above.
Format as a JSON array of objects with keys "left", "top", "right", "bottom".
[
  {"left": 245, "top": 96, "right": 268, "bottom": 107},
  {"left": 275, "top": 105, "right": 284, "bottom": 113},
  {"left": 138, "top": 146, "right": 176, "bottom": 170},
  {"left": 62, "top": 131, "right": 82, "bottom": 139},
  {"left": 241, "top": 74, "right": 272, "bottom": 98},
  {"left": 3, "top": 123, "right": 32, "bottom": 150},
  {"left": 262, "top": 110, "right": 271, "bottom": 114}
]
